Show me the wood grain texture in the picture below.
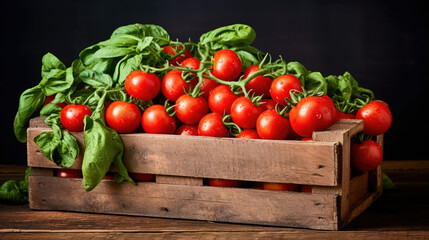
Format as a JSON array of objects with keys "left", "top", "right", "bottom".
[
  {"left": 27, "top": 127, "right": 340, "bottom": 186},
  {"left": 29, "top": 175, "right": 339, "bottom": 230}
]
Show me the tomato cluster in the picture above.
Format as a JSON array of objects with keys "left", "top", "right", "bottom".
[{"left": 55, "top": 47, "right": 392, "bottom": 188}]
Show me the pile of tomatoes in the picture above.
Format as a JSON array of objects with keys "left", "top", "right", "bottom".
[{"left": 54, "top": 47, "right": 392, "bottom": 191}]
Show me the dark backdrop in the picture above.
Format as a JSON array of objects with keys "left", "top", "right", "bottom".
[{"left": 2, "top": 0, "right": 428, "bottom": 165}]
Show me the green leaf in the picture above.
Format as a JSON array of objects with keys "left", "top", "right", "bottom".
[
  {"left": 137, "top": 37, "right": 153, "bottom": 52},
  {"left": 34, "top": 124, "right": 79, "bottom": 168},
  {"left": 14, "top": 85, "right": 45, "bottom": 142},
  {"left": 305, "top": 72, "right": 328, "bottom": 94},
  {"left": 199, "top": 24, "right": 256, "bottom": 48},
  {"left": 382, "top": 173, "right": 396, "bottom": 189},
  {"left": 91, "top": 46, "right": 135, "bottom": 59},
  {"left": 79, "top": 70, "right": 113, "bottom": 88},
  {"left": 0, "top": 180, "right": 28, "bottom": 204},
  {"left": 82, "top": 116, "right": 133, "bottom": 191},
  {"left": 230, "top": 46, "right": 264, "bottom": 69},
  {"left": 287, "top": 62, "right": 308, "bottom": 85},
  {"left": 98, "top": 34, "right": 140, "bottom": 47},
  {"left": 111, "top": 23, "right": 170, "bottom": 46},
  {"left": 40, "top": 67, "right": 75, "bottom": 96},
  {"left": 115, "top": 54, "right": 143, "bottom": 85},
  {"left": 41, "top": 53, "right": 66, "bottom": 79}
]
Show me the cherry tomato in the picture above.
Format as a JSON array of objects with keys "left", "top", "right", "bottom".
[
  {"left": 256, "top": 109, "right": 290, "bottom": 140},
  {"left": 175, "top": 95, "right": 209, "bottom": 125},
  {"left": 129, "top": 172, "right": 156, "bottom": 182},
  {"left": 175, "top": 124, "right": 199, "bottom": 136},
  {"left": 198, "top": 112, "right": 229, "bottom": 137},
  {"left": 161, "top": 70, "right": 190, "bottom": 101},
  {"left": 60, "top": 104, "right": 92, "bottom": 132},
  {"left": 236, "top": 129, "right": 260, "bottom": 139},
  {"left": 355, "top": 101, "right": 392, "bottom": 136},
  {"left": 263, "top": 183, "right": 299, "bottom": 191},
  {"left": 142, "top": 105, "right": 176, "bottom": 134},
  {"left": 270, "top": 74, "right": 302, "bottom": 105},
  {"left": 301, "top": 137, "right": 313, "bottom": 141},
  {"left": 289, "top": 96, "right": 336, "bottom": 138},
  {"left": 105, "top": 101, "right": 141, "bottom": 133},
  {"left": 212, "top": 49, "right": 242, "bottom": 81},
  {"left": 181, "top": 57, "right": 200, "bottom": 70},
  {"left": 104, "top": 172, "right": 115, "bottom": 180},
  {"left": 300, "top": 185, "right": 312, "bottom": 193},
  {"left": 208, "top": 85, "right": 240, "bottom": 115},
  {"left": 124, "top": 70, "right": 161, "bottom": 101},
  {"left": 243, "top": 65, "right": 273, "bottom": 98},
  {"left": 43, "top": 94, "right": 67, "bottom": 108},
  {"left": 321, "top": 95, "right": 338, "bottom": 124},
  {"left": 56, "top": 169, "right": 82, "bottom": 178},
  {"left": 208, "top": 179, "right": 242, "bottom": 187},
  {"left": 199, "top": 76, "right": 220, "bottom": 100},
  {"left": 260, "top": 99, "right": 278, "bottom": 111},
  {"left": 230, "top": 97, "right": 264, "bottom": 129},
  {"left": 163, "top": 45, "right": 192, "bottom": 66},
  {"left": 336, "top": 110, "right": 355, "bottom": 121},
  {"left": 351, "top": 139, "right": 383, "bottom": 173}
]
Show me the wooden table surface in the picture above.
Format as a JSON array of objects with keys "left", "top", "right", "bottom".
[{"left": 1, "top": 161, "right": 428, "bottom": 240}]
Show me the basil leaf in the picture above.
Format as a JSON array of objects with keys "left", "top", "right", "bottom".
[
  {"left": 34, "top": 124, "right": 79, "bottom": 168},
  {"left": 230, "top": 46, "right": 264, "bottom": 69},
  {"left": 80, "top": 70, "right": 113, "bottom": 88},
  {"left": 0, "top": 180, "right": 28, "bottom": 204},
  {"left": 40, "top": 67, "right": 75, "bottom": 96},
  {"left": 305, "top": 72, "right": 328, "bottom": 94},
  {"left": 287, "top": 62, "right": 308, "bottom": 85},
  {"left": 82, "top": 116, "right": 128, "bottom": 191},
  {"left": 382, "top": 173, "right": 396, "bottom": 190},
  {"left": 14, "top": 85, "right": 45, "bottom": 142},
  {"left": 98, "top": 34, "right": 140, "bottom": 47},
  {"left": 199, "top": 24, "right": 256, "bottom": 48},
  {"left": 115, "top": 54, "right": 143, "bottom": 85},
  {"left": 111, "top": 23, "right": 170, "bottom": 46},
  {"left": 41, "top": 53, "right": 66, "bottom": 79},
  {"left": 137, "top": 37, "right": 153, "bottom": 52},
  {"left": 40, "top": 103, "right": 62, "bottom": 125},
  {"left": 91, "top": 46, "right": 135, "bottom": 59}
]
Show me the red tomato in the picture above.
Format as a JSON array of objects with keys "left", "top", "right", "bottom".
[
  {"left": 181, "top": 57, "right": 200, "bottom": 70},
  {"left": 105, "top": 101, "right": 141, "bottom": 133},
  {"left": 263, "top": 183, "right": 300, "bottom": 191},
  {"left": 270, "top": 74, "right": 302, "bottom": 105},
  {"left": 43, "top": 94, "right": 67, "bottom": 108},
  {"left": 289, "top": 96, "right": 336, "bottom": 138},
  {"left": 256, "top": 110, "right": 290, "bottom": 140},
  {"left": 300, "top": 185, "right": 312, "bottom": 193},
  {"left": 336, "top": 110, "right": 355, "bottom": 121},
  {"left": 103, "top": 172, "right": 115, "bottom": 180},
  {"left": 212, "top": 49, "right": 242, "bottom": 81},
  {"left": 56, "top": 169, "right": 82, "bottom": 178},
  {"left": 301, "top": 137, "right": 313, "bottom": 141},
  {"left": 60, "top": 104, "right": 92, "bottom": 132},
  {"left": 142, "top": 105, "right": 176, "bottom": 134},
  {"left": 208, "top": 179, "right": 242, "bottom": 187},
  {"left": 260, "top": 99, "right": 278, "bottom": 111},
  {"left": 230, "top": 97, "right": 264, "bottom": 129},
  {"left": 199, "top": 77, "right": 220, "bottom": 100},
  {"left": 124, "top": 70, "right": 161, "bottom": 101},
  {"left": 355, "top": 101, "right": 392, "bottom": 136},
  {"left": 321, "top": 95, "right": 338, "bottom": 124},
  {"left": 130, "top": 172, "right": 156, "bottom": 182},
  {"left": 175, "top": 124, "right": 199, "bottom": 136},
  {"left": 175, "top": 95, "right": 209, "bottom": 125},
  {"left": 208, "top": 85, "right": 240, "bottom": 115},
  {"left": 198, "top": 112, "right": 229, "bottom": 137},
  {"left": 243, "top": 65, "right": 273, "bottom": 98},
  {"left": 236, "top": 129, "right": 260, "bottom": 139},
  {"left": 161, "top": 70, "right": 190, "bottom": 101},
  {"left": 163, "top": 45, "right": 192, "bottom": 66},
  {"left": 351, "top": 139, "right": 383, "bottom": 173}
]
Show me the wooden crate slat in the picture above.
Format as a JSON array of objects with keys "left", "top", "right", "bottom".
[
  {"left": 29, "top": 175, "right": 340, "bottom": 230},
  {"left": 27, "top": 128, "right": 340, "bottom": 186}
]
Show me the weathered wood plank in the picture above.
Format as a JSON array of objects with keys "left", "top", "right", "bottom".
[
  {"left": 29, "top": 175, "right": 339, "bottom": 230},
  {"left": 27, "top": 128, "right": 339, "bottom": 186},
  {"left": 156, "top": 175, "right": 203, "bottom": 186}
]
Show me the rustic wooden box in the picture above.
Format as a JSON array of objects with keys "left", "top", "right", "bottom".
[{"left": 27, "top": 117, "right": 383, "bottom": 230}]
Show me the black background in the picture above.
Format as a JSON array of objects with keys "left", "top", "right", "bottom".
[{"left": 1, "top": 0, "right": 428, "bottom": 165}]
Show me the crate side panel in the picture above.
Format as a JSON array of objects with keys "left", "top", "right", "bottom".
[
  {"left": 27, "top": 127, "right": 339, "bottom": 186},
  {"left": 29, "top": 176, "right": 339, "bottom": 230}
]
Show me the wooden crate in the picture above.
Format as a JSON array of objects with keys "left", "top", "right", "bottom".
[{"left": 26, "top": 117, "right": 383, "bottom": 230}]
